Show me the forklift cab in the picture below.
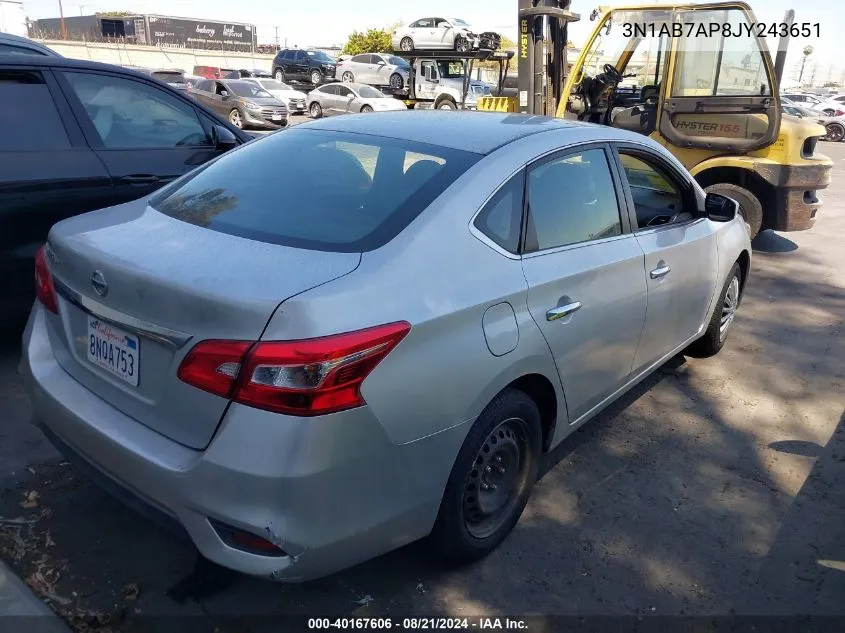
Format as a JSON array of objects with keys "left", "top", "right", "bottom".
[{"left": 561, "top": 4, "right": 781, "bottom": 153}]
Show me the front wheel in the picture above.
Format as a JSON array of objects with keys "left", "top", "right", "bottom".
[
  {"left": 437, "top": 98, "right": 457, "bottom": 110},
  {"left": 274, "top": 69, "right": 284, "bottom": 82},
  {"left": 389, "top": 73, "right": 404, "bottom": 90},
  {"left": 360, "top": 105, "right": 373, "bottom": 113},
  {"left": 703, "top": 183, "right": 763, "bottom": 239},
  {"left": 310, "top": 69, "right": 322, "bottom": 85},
  {"left": 228, "top": 108, "right": 243, "bottom": 129},
  {"left": 455, "top": 36, "right": 472, "bottom": 53},
  {"left": 309, "top": 102, "right": 323, "bottom": 118},
  {"left": 430, "top": 388, "right": 541, "bottom": 563},
  {"left": 685, "top": 262, "right": 743, "bottom": 358},
  {"left": 824, "top": 122, "right": 845, "bottom": 142}
]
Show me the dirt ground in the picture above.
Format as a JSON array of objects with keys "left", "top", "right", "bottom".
[{"left": 0, "top": 143, "right": 843, "bottom": 633}]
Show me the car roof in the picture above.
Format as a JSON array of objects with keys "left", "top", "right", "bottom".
[
  {"left": 300, "top": 110, "right": 637, "bottom": 154},
  {"left": 0, "top": 33, "right": 62, "bottom": 56},
  {"left": 0, "top": 53, "right": 163, "bottom": 75}
]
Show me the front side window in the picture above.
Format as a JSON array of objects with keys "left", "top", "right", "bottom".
[
  {"left": 150, "top": 129, "right": 481, "bottom": 252},
  {"left": 357, "top": 85, "right": 384, "bottom": 98},
  {"left": 525, "top": 148, "right": 621, "bottom": 252},
  {"left": 618, "top": 152, "right": 690, "bottom": 229},
  {"left": 64, "top": 72, "right": 210, "bottom": 149},
  {"left": 335, "top": 85, "right": 352, "bottom": 97},
  {"left": 226, "top": 81, "right": 272, "bottom": 98},
  {"left": 0, "top": 70, "right": 70, "bottom": 150}
]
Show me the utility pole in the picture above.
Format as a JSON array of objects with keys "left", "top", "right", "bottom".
[
  {"left": 58, "top": 0, "right": 67, "bottom": 39},
  {"left": 79, "top": 5, "right": 85, "bottom": 15},
  {"left": 274, "top": 25, "right": 279, "bottom": 49},
  {"left": 799, "top": 45, "right": 813, "bottom": 84}
]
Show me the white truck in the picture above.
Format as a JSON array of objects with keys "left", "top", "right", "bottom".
[{"left": 0, "top": 0, "right": 26, "bottom": 37}]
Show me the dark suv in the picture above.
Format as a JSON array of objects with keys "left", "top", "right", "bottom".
[
  {"left": 272, "top": 48, "right": 336, "bottom": 85},
  {"left": 0, "top": 54, "right": 251, "bottom": 324}
]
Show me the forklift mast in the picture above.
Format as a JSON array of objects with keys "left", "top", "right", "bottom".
[{"left": 517, "top": 0, "right": 580, "bottom": 115}]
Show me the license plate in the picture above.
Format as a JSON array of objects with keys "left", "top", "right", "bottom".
[
  {"left": 272, "top": 114, "right": 282, "bottom": 121},
  {"left": 87, "top": 318, "right": 139, "bottom": 386}
]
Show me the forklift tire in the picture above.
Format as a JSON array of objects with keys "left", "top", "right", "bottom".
[
  {"left": 437, "top": 98, "right": 457, "bottom": 110},
  {"left": 704, "top": 183, "right": 763, "bottom": 239},
  {"left": 400, "top": 37, "right": 414, "bottom": 52}
]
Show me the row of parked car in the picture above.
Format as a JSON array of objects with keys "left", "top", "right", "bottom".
[{"left": 780, "top": 94, "right": 845, "bottom": 143}]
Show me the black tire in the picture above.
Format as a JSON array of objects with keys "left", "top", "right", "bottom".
[
  {"left": 455, "top": 36, "right": 472, "bottom": 53},
  {"left": 309, "top": 102, "right": 322, "bottom": 118},
  {"left": 274, "top": 69, "right": 285, "bottom": 82},
  {"left": 430, "top": 388, "right": 541, "bottom": 563},
  {"left": 685, "top": 262, "right": 743, "bottom": 358},
  {"left": 228, "top": 108, "right": 244, "bottom": 129},
  {"left": 399, "top": 37, "right": 414, "bottom": 52},
  {"left": 360, "top": 105, "right": 373, "bottom": 113},
  {"left": 309, "top": 69, "right": 322, "bottom": 85},
  {"left": 437, "top": 97, "right": 457, "bottom": 110},
  {"left": 823, "top": 122, "right": 845, "bottom": 142},
  {"left": 341, "top": 71, "right": 354, "bottom": 82},
  {"left": 389, "top": 73, "right": 404, "bottom": 90},
  {"left": 703, "top": 183, "right": 763, "bottom": 239}
]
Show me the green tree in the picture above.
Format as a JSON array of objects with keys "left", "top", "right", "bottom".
[{"left": 342, "top": 28, "right": 392, "bottom": 55}]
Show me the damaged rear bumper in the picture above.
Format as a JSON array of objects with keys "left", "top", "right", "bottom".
[
  {"left": 753, "top": 160, "right": 832, "bottom": 232},
  {"left": 20, "top": 307, "right": 460, "bottom": 582}
]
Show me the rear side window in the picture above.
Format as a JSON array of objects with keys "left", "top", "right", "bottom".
[
  {"left": 473, "top": 173, "right": 524, "bottom": 253},
  {"left": 0, "top": 70, "right": 70, "bottom": 150},
  {"left": 525, "top": 148, "right": 621, "bottom": 252},
  {"left": 151, "top": 129, "right": 481, "bottom": 252}
]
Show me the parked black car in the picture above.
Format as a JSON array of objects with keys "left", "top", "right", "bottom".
[
  {"left": 190, "top": 78, "right": 288, "bottom": 129},
  {"left": 0, "top": 54, "right": 251, "bottom": 324},
  {"left": 272, "top": 48, "right": 337, "bottom": 85}
]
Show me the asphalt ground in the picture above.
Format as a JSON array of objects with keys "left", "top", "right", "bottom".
[{"left": 0, "top": 140, "right": 843, "bottom": 633}]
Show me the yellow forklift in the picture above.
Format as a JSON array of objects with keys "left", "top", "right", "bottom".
[{"left": 481, "top": 1, "right": 832, "bottom": 238}]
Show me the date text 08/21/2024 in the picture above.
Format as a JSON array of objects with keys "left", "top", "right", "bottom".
[
  {"left": 307, "top": 618, "right": 529, "bottom": 630},
  {"left": 622, "top": 22, "right": 820, "bottom": 39}
]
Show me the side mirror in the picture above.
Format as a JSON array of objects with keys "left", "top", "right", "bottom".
[
  {"left": 377, "top": 60, "right": 386, "bottom": 66},
  {"left": 220, "top": 90, "right": 229, "bottom": 98},
  {"left": 704, "top": 192, "right": 738, "bottom": 222},
  {"left": 212, "top": 124, "right": 239, "bottom": 151}
]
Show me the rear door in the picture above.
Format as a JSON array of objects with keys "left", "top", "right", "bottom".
[
  {"left": 0, "top": 65, "right": 113, "bottom": 316},
  {"left": 659, "top": 5, "right": 780, "bottom": 153},
  {"left": 611, "top": 144, "right": 719, "bottom": 374},
  {"left": 57, "top": 69, "right": 224, "bottom": 204},
  {"left": 414, "top": 18, "right": 435, "bottom": 47},
  {"left": 520, "top": 144, "right": 648, "bottom": 424},
  {"left": 349, "top": 54, "right": 371, "bottom": 82}
]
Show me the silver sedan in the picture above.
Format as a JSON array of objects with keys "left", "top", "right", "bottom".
[
  {"left": 335, "top": 53, "right": 410, "bottom": 91},
  {"left": 21, "top": 112, "right": 750, "bottom": 583},
  {"left": 307, "top": 82, "right": 407, "bottom": 118}
]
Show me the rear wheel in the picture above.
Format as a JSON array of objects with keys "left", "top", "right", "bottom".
[
  {"left": 341, "top": 71, "right": 354, "bottom": 82},
  {"left": 228, "top": 108, "right": 243, "bottom": 129},
  {"left": 400, "top": 37, "right": 414, "bottom": 52},
  {"left": 704, "top": 183, "right": 763, "bottom": 239},
  {"left": 685, "top": 262, "right": 743, "bottom": 358},
  {"left": 823, "top": 122, "right": 845, "bottom": 142},
  {"left": 430, "top": 388, "right": 541, "bottom": 563},
  {"left": 309, "top": 102, "right": 322, "bottom": 118}
]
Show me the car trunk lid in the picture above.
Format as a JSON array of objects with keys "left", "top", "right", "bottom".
[{"left": 44, "top": 201, "right": 360, "bottom": 449}]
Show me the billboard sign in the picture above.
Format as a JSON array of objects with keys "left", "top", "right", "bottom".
[{"left": 146, "top": 15, "right": 255, "bottom": 51}]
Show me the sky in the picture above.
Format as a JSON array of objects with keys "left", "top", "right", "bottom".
[{"left": 20, "top": 0, "right": 844, "bottom": 83}]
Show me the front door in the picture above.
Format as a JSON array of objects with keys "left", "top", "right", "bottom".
[
  {"left": 611, "top": 144, "right": 720, "bottom": 374},
  {"left": 334, "top": 84, "right": 355, "bottom": 114},
  {"left": 58, "top": 69, "right": 223, "bottom": 205},
  {"left": 520, "top": 144, "right": 648, "bottom": 423},
  {"left": 417, "top": 60, "right": 439, "bottom": 99}
]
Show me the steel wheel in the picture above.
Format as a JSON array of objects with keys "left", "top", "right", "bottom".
[
  {"left": 824, "top": 123, "right": 845, "bottom": 142},
  {"left": 310, "top": 70, "right": 322, "bottom": 85},
  {"left": 462, "top": 417, "right": 532, "bottom": 540},
  {"left": 228, "top": 108, "right": 243, "bottom": 128},
  {"left": 719, "top": 275, "right": 740, "bottom": 342},
  {"left": 342, "top": 71, "right": 354, "bottom": 82},
  {"left": 400, "top": 37, "right": 413, "bottom": 52},
  {"left": 309, "top": 102, "right": 322, "bottom": 118}
]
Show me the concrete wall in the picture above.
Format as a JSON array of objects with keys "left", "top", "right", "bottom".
[{"left": 37, "top": 39, "right": 276, "bottom": 74}]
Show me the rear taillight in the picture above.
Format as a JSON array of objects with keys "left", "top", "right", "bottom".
[
  {"left": 34, "top": 245, "right": 58, "bottom": 314},
  {"left": 178, "top": 322, "right": 411, "bottom": 416}
]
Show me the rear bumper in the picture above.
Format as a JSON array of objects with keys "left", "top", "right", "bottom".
[
  {"left": 754, "top": 160, "right": 833, "bottom": 232},
  {"left": 20, "top": 306, "right": 463, "bottom": 582}
]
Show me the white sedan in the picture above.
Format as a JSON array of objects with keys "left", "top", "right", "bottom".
[
  {"left": 241, "top": 78, "right": 308, "bottom": 115},
  {"left": 391, "top": 17, "right": 476, "bottom": 52},
  {"left": 307, "top": 83, "right": 407, "bottom": 118}
]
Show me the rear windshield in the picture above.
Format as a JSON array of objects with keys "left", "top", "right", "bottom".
[{"left": 150, "top": 128, "right": 481, "bottom": 252}]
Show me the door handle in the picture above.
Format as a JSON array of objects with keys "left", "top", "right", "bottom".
[
  {"left": 546, "top": 301, "right": 582, "bottom": 321},
  {"left": 120, "top": 175, "right": 160, "bottom": 185},
  {"left": 650, "top": 265, "right": 671, "bottom": 279}
]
